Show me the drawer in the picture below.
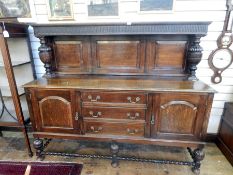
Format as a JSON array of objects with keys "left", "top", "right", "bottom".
[
  {"left": 81, "top": 91, "right": 147, "bottom": 104},
  {"left": 82, "top": 107, "right": 145, "bottom": 120},
  {"left": 84, "top": 121, "right": 144, "bottom": 137}
]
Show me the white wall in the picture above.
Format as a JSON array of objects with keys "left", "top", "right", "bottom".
[{"left": 28, "top": 0, "right": 232, "bottom": 134}]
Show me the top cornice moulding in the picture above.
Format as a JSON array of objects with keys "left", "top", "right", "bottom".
[{"left": 31, "top": 22, "right": 211, "bottom": 37}]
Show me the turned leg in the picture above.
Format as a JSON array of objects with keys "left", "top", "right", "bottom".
[
  {"left": 110, "top": 143, "right": 119, "bottom": 168},
  {"left": 33, "top": 138, "right": 44, "bottom": 160},
  {"left": 188, "top": 147, "right": 205, "bottom": 175}
]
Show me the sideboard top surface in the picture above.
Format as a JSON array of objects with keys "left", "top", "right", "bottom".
[{"left": 24, "top": 77, "right": 215, "bottom": 93}]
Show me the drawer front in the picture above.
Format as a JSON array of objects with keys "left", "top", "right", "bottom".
[
  {"left": 82, "top": 107, "right": 145, "bottom": 120},
  {"left": 84, "top": 121, "right": 144, "bottom": 137},
  {"left": 81, "top": 92, "right": 147, "bottom": 104}
]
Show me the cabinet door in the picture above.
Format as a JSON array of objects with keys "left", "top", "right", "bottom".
[
  {"left": 151, "top": 93, "right": 207, "bottom": 140},
  {"left": 31, "top": 89, "right": 80, "bottom": 134}
]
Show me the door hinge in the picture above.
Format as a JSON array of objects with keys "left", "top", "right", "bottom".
[{"left": 151, "top": 115, "right": 155, "bottom": 125}]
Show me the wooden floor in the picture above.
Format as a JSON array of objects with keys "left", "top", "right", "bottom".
[{"left": 0, "top": 132, "right": 232, "bottom": 175}]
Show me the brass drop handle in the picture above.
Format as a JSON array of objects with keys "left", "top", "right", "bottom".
[
  {"left": 127, "top": 112, "right": 139, "bottom": 120},
  {"left": 88, "top": 95, "right": 101, "bottom": 102},
  {"left": 75, "top": 112, "right": 79, "bottom": 121},
  {"left": 90, "top": 126, "right": 103, "bottom": 133},
  {"left": 127, "top": 128, "right": 138, "bottom": 135},
  {"left": 89, "top": 111, "right": 102, "bottom": 118},
  {"left": 127, "top": 96, "right": 140, "bottom": 103}
]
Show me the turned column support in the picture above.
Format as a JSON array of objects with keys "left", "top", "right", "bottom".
[
  {"left": 188, "top": 147, "right": 205, "bottom": 175},
  {"left": 33, "top": 138, "right": 44, "bottom": 160},
  {"left": 187, "top": 35, "right": 203, "bottom": 81},
  {"left": 110, "top": 143, "right": 119, "bottom": 168},
  {"left": 38, "top": 37, "right": 53, "bottom": 77}
]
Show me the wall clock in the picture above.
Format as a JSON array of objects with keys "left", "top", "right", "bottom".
[{"left": 208, "top": 0, "right": 233, "bottom": 84}]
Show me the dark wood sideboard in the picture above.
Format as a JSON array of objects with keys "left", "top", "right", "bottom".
[
  {"left": 24, "top": 23, "right": 215, "bottom": 174},
  {"left": 216, "top": 103, "right": 233, "bottom": 165}
]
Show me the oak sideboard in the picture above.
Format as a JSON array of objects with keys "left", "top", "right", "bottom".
[{"left": 24, "top": 23, "right": 215, "bottom": 174}]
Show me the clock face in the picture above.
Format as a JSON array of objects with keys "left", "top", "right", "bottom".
[{"left": 212, "top": 49, "right": 233, "bottom": 69}]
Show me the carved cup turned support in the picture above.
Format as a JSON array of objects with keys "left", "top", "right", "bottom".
[
  {"left": 33, "top": 138, "right": 44, "bottom": 160},
  {"left": 187, "top": 35, "right": 203, "bottom": 81},
  {"left": 110, "top": 143, "right": 119, "bottom": 168},
  {"left": 38, "top": 37, "right": 53, "bottom": 77},
  {"left": 188, "top": 147, "right": 205, "bottom": 175}
]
